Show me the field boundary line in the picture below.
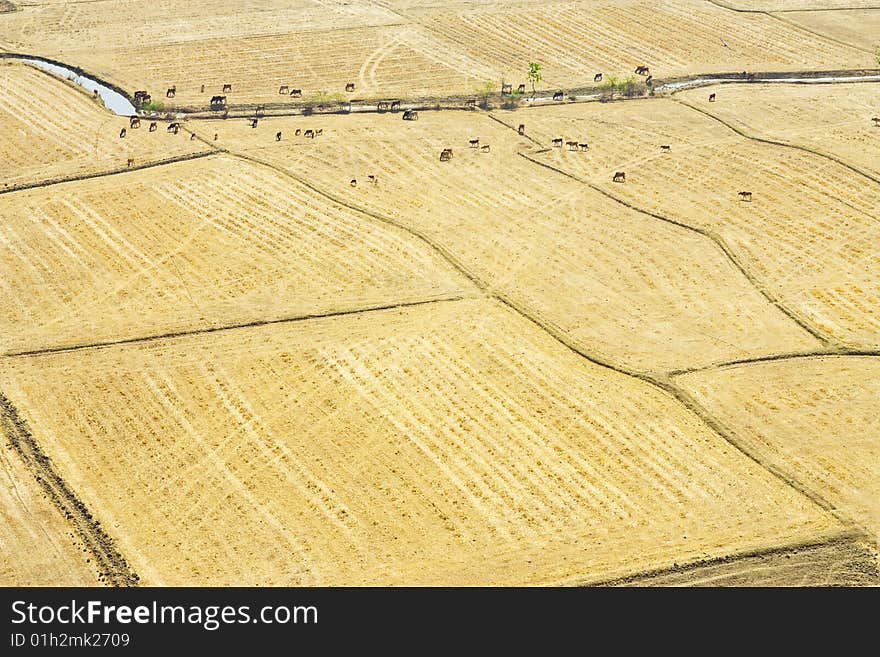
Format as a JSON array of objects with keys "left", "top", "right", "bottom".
[
  {"left": 0, "top": 151, "right": 216, "bottom": 196},
  {"left": 670, "top": 348, "right": 880, "bottom": 375},
  {"left": 226, "top": 150, "right": 868, "bottom": 538},
  {"left": 674, "top": 96, "right": 880, "bottom": 186},
  {"left": 508, "top": 141, "right": 839, "bottom": 348},
  {"left": 584, "top": 529, "right": 877, "bottom": 586},
  {"left": 0, "top": 391, "right": 140, "bottom": 586},
  {"left": 2, "top": 295, "right": 475, "bottom": 360},
  {"left": 704, "top": 0, "right": 880, "bottom": 14}
]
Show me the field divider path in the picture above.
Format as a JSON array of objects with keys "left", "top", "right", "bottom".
[
  {"left": 486, "top": 113, "right": 843, "bottom": 349},
  {"left": 588, "top": 529, "right": 874, "bottom": 586},
  {"left": 220, "top": 146, "right": 875, "bottom": 552},
  {"left": 0, "top": 151, "right": 216, "bottom": 197},
  {"left": 0, "top": 391, "right": 139, "bottom": 586},
  {"left": 673, "top": 96, "right": 880, "bottom": 187},
  {"left": 2, "top": 295, "right": 473, "bottom": 360},
  {"left": 669, "top": 348, "right": 880, "bottom": 376}
]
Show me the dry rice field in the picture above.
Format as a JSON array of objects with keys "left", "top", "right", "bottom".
[
  {"left": 0, "top": 421, "right": 99, "bottom": 586},
  {"left": 0, "top": 0, "right": 872, "bottom": 106},
  {"left": 777, "top": 8, "right": 880, "bottom": 51},
  {"left": 0, "top": 2, "right": 878, "bottom": 587},
  {"left": 677, "top": 356, "right": 880, "bottom": 543},
  {"left": 0, "top": 154, "right": 471, "bottom": 355},
  {"left": 0, "top": 61, "right": 207, "bottom": 188},
  {"left": 193, "top": 110, "right": 820, "bottom": 375},
  {"left": 678, "top": 82, "right": 880, "bottom": 178},
  {"left": 524, "top": 98, "right": 880, "bottom": 350},
  {"left": 0, "top": 299, "right": 854, "bottom": 585}
]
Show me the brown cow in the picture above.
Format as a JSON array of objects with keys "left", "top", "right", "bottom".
[
  {"left": 440, "top": 148, "right": 453, "bottom": 161},
  {"left": 119, "top": 127, "right": 126, "bottom": 138},
  {"left": 166, "top": 86, "right": 176, "bottom": 98},
  {"left": 469, "top": 138, "right": 480, "bottom": 148},
  {"left": 660, "top": 144, "right": 671, "bottom": 152},
  {"left": 594, "top": 73, "right": 603, "bottom": 82},
  {"left": 290, "top": 89, "right": 302, "bottom": 98},
  {"left": 480, "top": 144, "right": 490, "bottom": 152},
  {"left": 578, "top": 143, "right": 589, "bottom": 151},
  {"left": 518, "top": 124, "right": 525, "bottom": 135},
  {"left": 149, "top": 121, "right": 157, "bottom": 132},
  {"left": 279, "top": 85, "right": 289, "bottom": 94},
  {"left": 345, "top": 82, "right": 355, "bottom": 92},
  {"left": 566, "top": 140, "right": 578, "bottom": 151},
  {"left": 276, "top": 131, "right": 282, "bottom": 141},
  {"left": 709, "top": 93, "right": 716, "bottom": 102},
  {"left": 551, "top": 137, "right": 563, "bottom": 147},
  {"left": 222, "top": 83, "right": 232, "bottom": 93},
  {"left": 738, "top": 191, "right": 752, "bottom": 202},
  {"left": 613, "top": 171, "right": 626, "bottom": 183},
  {"left": 553, "top": 91, "right": 564, "bottom": 101},
  {"left": 129, "top": 116, "right": 140, "bottom": 129},
  {"left": 402, "top": 110, "right": 418, "bottom": 121}
]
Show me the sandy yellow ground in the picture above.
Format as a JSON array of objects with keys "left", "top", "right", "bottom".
[
  {"left": 0, "top": 61, "right": 207, "bottom": 188},
  {"left": 0, "top": 299, "right": 847, "bottom": 585},
  {"left": 0, "top": 154, "right": 473, "bottom": 355},
  {"left": 677, "top": 82, "right": 880, "bottom": 179},
  {"left": 0, "top": 439, "right": 99, "bottom": 585},
  {"left": 677, "top": 356, "right": 880, "bottom": 542},
  {"left": 522, "top": 98, "right": 880, "bottom": 351},
  {"left": 191, "top": 110, "right": 819, "bottom": 375}
]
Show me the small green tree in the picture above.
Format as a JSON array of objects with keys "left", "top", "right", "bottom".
[{"left": 527, "top": 61, "right": 543, "bottom": 97}]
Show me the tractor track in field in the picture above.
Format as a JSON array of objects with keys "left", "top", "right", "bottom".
[
  {"left": 669, "top": 349, "right": 880, "bottom": 376},
  {"left": 0, "top": 391, "right": 139, "bottom": 586}
]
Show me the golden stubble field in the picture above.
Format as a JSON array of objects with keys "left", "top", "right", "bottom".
[
  {"left": 0, "top": 61, "right": 208, "bottom": 188},
  {"left": 0, "top": 299, "right": 857, "bottom": 585},
  {"left": 0, "top": 0, "right": 872, "bottom": 107},
  {"left": 520, "top": 98, "right": 880, "bottom": 351},
  {"left": 0, "top": 3, "right": 878, "bottom": 586},
  {"left": 0, "top": 154, "right": 473, "bottom": 355},
  {"left": 191, "top": 109, "right": 821, "bottom": 375},
  {"left": 677, "top": 356, "right": 880, "bottom": 544},
  {"left": 677, "top": 82, "right": 880, "bottom": 179}
]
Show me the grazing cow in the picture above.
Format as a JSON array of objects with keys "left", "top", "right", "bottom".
[
  {"left": 213, "top": 133, "right": 218, "bottom": 141},
  {"left": 127, "top": 158, "right": 134, "bottom": 167},
  {"left": 501, "top": 83, "right": 512, "bottom": 96},
  {"left": 149, "top": 121, "right": 157, "bottom": 132},
  {"left": 119, "top": 127, "right": 126, "bottom": 138},
  {"left": 402, "top": 110, "right": 418, "bottom": 121},
  {"left": 279, "top": 84, "right": 289, "bottom": 94},
  {"left": 290, "top": 89, "right": 302, "bottom": 98},
  {"left": 276, "top": 131, "right": 282, "bottom": 141},
  {"left": 517, "top": 84, "right": 526, "bottom": 94},
  {"left": 440, "top": 148, "right": 453, "bottom": 162},
  {"left": 304, "top": 129, "right": 315, "bottom": 138},
  {"left": 872, "top": 117, "right": 880, "bottom": 126},
  {"left": 167, "top": 122, "right": 180, "bottom": 134},
  {"left": 613, "top": 171, "right": 626, "bottom": 183},
  {"left": 190, "top": 133, "right": 196, "bottom": 140},
  {"left": 518, "top": 124, "right": 525, "bottom": 135},
  {"left": 480, "top": 144, "right": 490, "bottom": 152},
  {"left": 594, "top": 73, "right": 603, "bottom": 82},
  {"left": 709, "top": 93, "right": 716, "bottom": 102},
  {"left": 553, "top": 90, "right": 564, "bottom": 101},
  {"left": 295, "top": 129, "right": 302, "bottom": 136},
  {"left": 738, "top": 191, "right": 752, "bottom": 202},
  {"left": 200, "top": 84, "right": 205, "bottom": 93},
  {"left": 133, "top": 90, "right": 149, "bottom": 105},
  {"left": 645, "top": 75, "right": 653, "bottom": 86},
  {"left": 166, "top": 86, "right": 176, "bottom": 98},
  {"left": 210, "top": 95, "right": 227, "bottom": 109},
  {"left": 551, "top": 137, "right": 563, "bottom": 147},
  {"left": 566, "top": 140, "right": 578, "bottom": 151},
  {"left": 315, "top": 128, "right": 323, "bottom": 136},
  {"left": 345, "top": 82, "right": 355, "bottom": 92},
  {"left": 249, "top": 118, "right": 258, "bottom": 128},
  {"left": 660, "top": 144, "right": 671, "bottom": 152},
  {"left": 469, "top": 138, "right": 480, "bottom": 148},
  {"left": 466, "top": 98, "right": 476, "bottom": 108},
  {"left": 367, "top": 175, "right": 378, "bottom": 186},
  {"left": 222, "top": 83, "right": 232, "bottom": 93},
  {"left": 377, "top": 101, "right": 390, "bottom": 111},
  {"left": 390, "top": 100, "right": 401, "bottom": 112},
  {"left": 635, "top": 66, "right": 650, "bottom": 75},
  {"left": 255, "top": 105, "right": 265, "bottom": 116},
  {"left": 129, "top": 116, "right": 140, "bottom": 129},
  {"left": 350, "top": 179, "right": 357, "bottom": 187},
  {"left": 578, "top": 143, "right": 589, "bottom": 151}
]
